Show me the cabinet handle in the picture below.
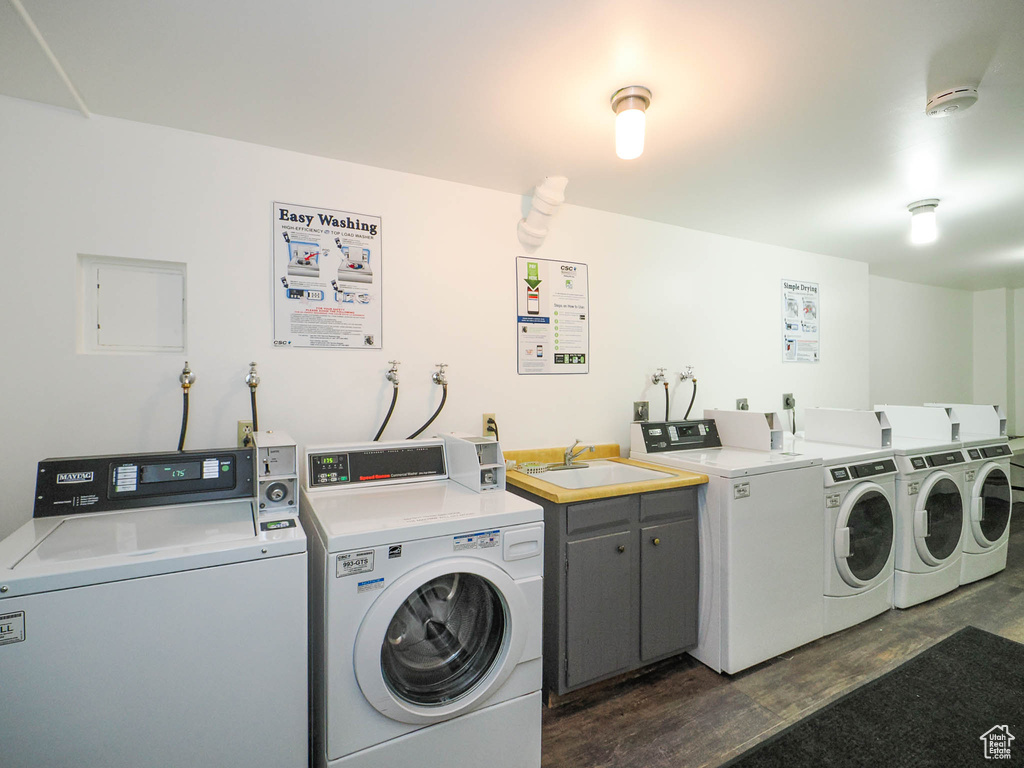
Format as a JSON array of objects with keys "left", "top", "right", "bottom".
[
  {"left": 617, "top": 545, "right": 626, "bottom": 553},
  {"left": 652, "top": 537, "right": 661, "bottom": 546}
]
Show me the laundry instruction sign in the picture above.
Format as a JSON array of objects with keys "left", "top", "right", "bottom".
[
  {"left": 272, "top": 202, "right": 382, "bottom": 349},
  {"left": 516, "top": 257, "right": 589, "bottom": 375},
  {"left": 782, "top": 279, "right": 819, "bottom": 363}
]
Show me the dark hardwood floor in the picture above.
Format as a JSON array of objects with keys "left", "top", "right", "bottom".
[{"left": 541, "top": 509, "right": 1024, "bottom": 767}]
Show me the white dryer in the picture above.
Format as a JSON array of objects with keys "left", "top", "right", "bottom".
[
  {"left": 300, "top": 439, "right": 544, "bottom": 768},
  {"left": 959, "top": 434, "right": 1013, "bottom": 584},
  {"left": 891, "top": 437, "right": 966, "bottom": 608},
  {"left": 0, "top": 447, "right": 308, "bottom": 768},
  {"left": 793, "top": 437, "right": 896, "bottom": 635},
  {"left": 630, "top": 420, "right": 824, "bottom": 674}
]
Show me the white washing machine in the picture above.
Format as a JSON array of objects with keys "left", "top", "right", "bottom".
[
  {"left": 890, "top": 437, "right": 966, "bottom": 608},
  {"left": 300, "top": 439, "right": 544, "bottom": 768},
  {"left": 0, "top": 447, "right": 308, "bottom": 768},
  {"left": 959, "top": 434, "right": 1013, "bottom": 584},
  {"left": 793, "top": 437, "right": 896, "bottom": 635},
  {"left": 630, "top": 420, "right": 824, "bottom": 674}
]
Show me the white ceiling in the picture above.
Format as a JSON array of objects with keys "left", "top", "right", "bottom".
[{"left": 4, "top": 0, "right": 1024, "bottom": 289}]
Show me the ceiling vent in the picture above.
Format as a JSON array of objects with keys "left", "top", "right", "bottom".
[{"left": 926, "top": 86, "right": 978, "bottom": 117}]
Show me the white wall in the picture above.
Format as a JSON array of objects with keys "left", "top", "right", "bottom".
[
  {"left": 868, "top": 275, "right": 973, "bottom": 406},
  {"left": 972, "top": 289, "right": 1009, "bottom": 413},
  {"left": 0, "top": 96, "right": 871, "bottom": 538}
]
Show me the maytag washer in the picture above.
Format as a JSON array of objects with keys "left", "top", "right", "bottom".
[
  {"left": 958, "top": 435, "right": 1012, "bottom": 583},
  {"left": 630, "top": 420, "right": 824, "bottom": 674},
  {"left": 793, "top": 437, "right": 896, "bottom": 634},
  {"left": 0, "top": 446, "right": 308, "bottom": 768},
  {"left": 301, "top": 439, "right": 544, "bottom": 768},
  {"left": 890, "top": 436, "right": 966, "bottom": 607}
]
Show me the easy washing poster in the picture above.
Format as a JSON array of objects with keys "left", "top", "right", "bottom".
[
  {"left": 272, "top": 202, "right": 382, "bottom": 349},
  {"left": 782, "top": 279, "right": 819, "bottom": 362},
  {"left": 516, "top": 257, "right": 589, "bottom": 375}
]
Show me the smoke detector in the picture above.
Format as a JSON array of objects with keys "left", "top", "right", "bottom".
[{"left": 926, "top": 86, "right": 978, "bottom": 117}]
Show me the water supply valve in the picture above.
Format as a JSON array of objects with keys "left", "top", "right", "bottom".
[{"left": 432, "top": 363, "right": 448, "bottom": 386}]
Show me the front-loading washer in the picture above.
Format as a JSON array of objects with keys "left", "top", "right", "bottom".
[
  {"left": 792, "top": 437, "right": 896, "bottom": 635},
  {"left": 630, "top": 420, "right": 824, "bottom": 674},
  {"left": 959, "top": 434, "right": 1013, "bottom": 584},
  {"left": 890, "top": 436, "right": 966, "bottom": 608},
  {"left": 300, "top": 439, "right": 544, "bottom": 768}
]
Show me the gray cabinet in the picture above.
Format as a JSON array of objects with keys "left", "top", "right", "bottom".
[{"left": 508, "top": 484, "right": 699, "bottom": 697}]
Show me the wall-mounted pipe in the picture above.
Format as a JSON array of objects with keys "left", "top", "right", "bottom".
[
  {"left": 177, "top": 362, "right": 196, "bottom": 451},
  {"left": 517, "top": 176, "right": 568, "bottom": 252},
  {"left": 408, "top": 364, "right": 448, "bottom": 439},
  {"left": 373, "top": 361, "right": 401, "bottom": 441}
]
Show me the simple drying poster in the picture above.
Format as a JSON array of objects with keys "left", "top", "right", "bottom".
[
  {"left": 516, "top": 257, "right": 589, "bottom": 375},
  {"left": 272, "top": 201, "right": 382, "bottom": 349},
  {"left": 782, "top": 279, "right": 819, "bottom": 362}
]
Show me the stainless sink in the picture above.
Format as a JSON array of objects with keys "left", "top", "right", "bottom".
[{"left": 537, "top": 460, "right": 671, "bottom": 489}]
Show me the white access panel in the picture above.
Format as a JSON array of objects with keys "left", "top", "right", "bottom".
[
  {"left": 925, "top": 403, "right": 1006, "bottom": 437},
  {"left": 703, "top": 409, "right": 785, "bottom": 451},
  {"left": 875, "top": 404, "right": 959, "bottom": 443},
  {"left": 79, "top": 254, "right": 186, "bottom": 354},
  {"left": 0, "top": 553, "right": 307, "bottom": 768}
]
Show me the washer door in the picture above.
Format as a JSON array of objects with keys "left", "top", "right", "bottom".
[
  {"left": 913, "top": 472, "right": 963, "bottom": 566},
  {"left": 834, "top": 482, "right": 894, "bottom": 588},
  {"left": 970, "top": 463, "right": 1011, "bottom": 547},
  {"left": 353, "top": 557, "right": 528, "bottom": 725}
]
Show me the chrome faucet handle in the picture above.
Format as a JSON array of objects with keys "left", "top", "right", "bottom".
[{"left": 652, "top": 368, "right": 667, "bottom": 385}]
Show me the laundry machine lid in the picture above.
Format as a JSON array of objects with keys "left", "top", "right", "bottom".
[
  {"left": 629, "top": 446, "right": 819, "bottom": 478},
  {"left": 303, "top": 480, "right": 543, "bottom": 552},
  {"left": 0, "top": 500, "right": 303, "bottom": 597},
  {"left": 970, "top": 464, "right": 1012, "bottom": 546}
]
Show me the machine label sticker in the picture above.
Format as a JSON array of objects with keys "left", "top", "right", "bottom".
[
  {"left": 826, "top": 493, "right": 841, "bottom": 508},
  {"left": 357, "top": 578, "right": 385, "bottom": 593},
  {"left": 388, "top": 545, "right": 402, "bottom": 559},
  {"left": 733, "top": 483, "right": 751, "bottom": 500},
  {"left": 908, "top": 481, "right": 920, "bottom": 496},
  {"left": 57, "top": 471, "right": 94, "bottom": 484},
  {"left": 453, "top": 530, "right": 501, "bottom": 551},
  {"left": 337, "top": 550, "right": 374, "bottom": 578},
  {"left": 966, "top": 469, "right": 977, "bottom": 482},
  {"left": 0, "top": 611, "right": 25, "bottom": 646}
]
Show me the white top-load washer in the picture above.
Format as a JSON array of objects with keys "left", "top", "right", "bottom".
[
  {"left": 925, "top": 403, "right": 1013, "bottom": 584},
  {"left": 877, "top": 404, "right": 967, "bottom": 609},
  {"left": 789, "top": 435, "right": 897, "bottom": 635},
  {"left": 0, "top": 445, "right": 308, "bottom": 768},
  {"left": 300, "top": 439, "right": 544, "bottom": 768},
  {"left": 630, "top": 415, "right": 824, "bottom": 674}
]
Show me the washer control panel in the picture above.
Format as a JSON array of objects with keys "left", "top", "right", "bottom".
[
  {"left": 34, "top": 448, "right": 254, "bottom": 518},
  {"left": 307, "top": 441, "right": 447, "bottom": 489}
]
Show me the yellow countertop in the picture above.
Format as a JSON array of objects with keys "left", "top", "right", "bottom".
[{"left": 505, "top": 444, "right": 708, "bottom": 504}]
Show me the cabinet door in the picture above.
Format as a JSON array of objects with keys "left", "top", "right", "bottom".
[
  {"left": 565, "top": 530, "right": 633, "bottom": 688},
  {"left": 640, "top": 518, "right": 698, "bottom": 661}
]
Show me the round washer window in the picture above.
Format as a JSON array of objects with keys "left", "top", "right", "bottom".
[
  {"left": 978, "top": 468, "right": 1011, "bottom": 543},
  {"left": 844, "top": 490, "right": 894, "bottom": 582},
  {"left": 380, "top": 572, "right": 506, "bottom": 706},
  {"left": 921, "top": 477, "right": 963, "bottom": 561}
]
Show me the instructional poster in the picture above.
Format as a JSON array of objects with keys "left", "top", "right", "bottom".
[
  {"left": 782, "top": 279, "right": 820, "bottom": 362},
  {"left": 516, "top": 257, "right": 589, "bottom": 375},
  {"left": 272, "top": 201, "right": 382, "bottom": 348}
]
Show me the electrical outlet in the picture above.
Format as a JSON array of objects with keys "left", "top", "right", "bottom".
[
  {"left": 237, "top": 420, "right": 254, "bottom": 447},
  {"left": 633, "top": 401, "right": 650, "bottom": 422},
  {"left": 482, "top": 413, "right": 496, "bottom": 438},
  {"left": 782, "top": 393, "right": 796, "bottom": 410},
  {"left": 736, "top": 398, "right": 749, "bottom": 411}
]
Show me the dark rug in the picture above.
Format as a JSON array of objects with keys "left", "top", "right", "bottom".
[{"left": 723, "top": 626, "right": 1024, "bottom": 767}]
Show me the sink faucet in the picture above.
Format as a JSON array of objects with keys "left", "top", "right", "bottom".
[{"left": 564, "top": 440, "right": 595, "bottom": 467}]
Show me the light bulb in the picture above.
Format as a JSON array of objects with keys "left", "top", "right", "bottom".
[
  {"left": 615, "top": 108, "right": 646, "bottom": 160},
  {"left": 907, "top": 199, "right": 940, "bottom": 245}
]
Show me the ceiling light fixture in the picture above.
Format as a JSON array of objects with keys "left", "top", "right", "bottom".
[
  {"left": 907, "top": 199, "right": 940, "bottom": 245},
  {"left": 611, "top": 86, "right": 652, "bottom": 160}
]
